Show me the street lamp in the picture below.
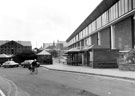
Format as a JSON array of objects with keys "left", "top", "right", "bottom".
[{"left": 57, "top": 49, "right": 61, "bottom": 63}]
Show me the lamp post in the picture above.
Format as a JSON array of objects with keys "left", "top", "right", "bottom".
[{"left": 57, "top": 49, "right": 61, "bottom": 63}]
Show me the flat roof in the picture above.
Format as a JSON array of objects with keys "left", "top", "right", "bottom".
[{"left": 66, "top": 0, "right": 118, "bottom": 42}]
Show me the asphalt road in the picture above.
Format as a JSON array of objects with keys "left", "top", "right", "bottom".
[{"left": 0, "top": 67, "right": 134, "bottom": 96}]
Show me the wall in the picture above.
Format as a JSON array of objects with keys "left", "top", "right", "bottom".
[
  {"left": 100, "top": 27, "right": 111, "bottom": 48},
  {"left": 115, "top": 17, "right": 132, "bottom": 50},
  {"left": 91, "top": 33, "right": 98, "bottom": 45}
]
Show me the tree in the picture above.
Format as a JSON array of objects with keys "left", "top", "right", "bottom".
[
  {"left": 125, "top": 49, "right": 135, "bottom": 64},
  {"left": 14, "top": 50, "right": 37, "bottom": 63},
  {"left": 49, "top": 50, "right": 58, "bottom": 57}
]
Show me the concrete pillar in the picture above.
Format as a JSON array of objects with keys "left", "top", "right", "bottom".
[
  {"left": 80, "top": 41, "right": 81, "bottom": 49},
  {"left": 133, "top": 15, "right": 135, "bottom": 48},
  {"left": 76, "top": 53, "right": 78, "bottom": 66},
  {"left": 98, "top": 32, "right": 101, "bottom": 45},
  {"left": 89, "top": 37, "right": 92, "bottom": 45},
  {"left": 82, "top": 53, "right": 84, "bottom": 65},
  {"left": 111, "top": 25, "right": 116, "bottom": 49}
]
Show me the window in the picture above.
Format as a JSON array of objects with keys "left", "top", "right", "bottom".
[
  {"left": 88, "top": 24, "right": 92, "bottom": 34},
  {"left": 118, "top": 0, "right": 122, "bottom": 17},
  {"left": 121, "top": 0, "right": 125, "bottom": 15},
  {"left": 85, "top": 28, "right": 88, "bottom": 37},
  {"left": 125, "top": 0, "right": 128, "bottom": 13},
  {"left": 115, "top": 3, "right": 119, "bottom": 19},
  {"left": 109, "top": 8, "right": 112, "bottom": 22},
  {"left": 86, "top": 37, "right": 91, "bottom": 46},
  {"left": 96, "top": 16, "right": 102, "bottom": 29},
  {"left": 129, "top": 0, "right": 132, "bottom": 11},
  {"left": 78, "top": 34, "right": 80, "bottom": 40},
  {"left": 87, "top": 26, "right": 89, "bottom": 35},
  {"left": 83, "top": 29, "right": 85, "bottom": 38},
  {"left": 84, "top": 39, "right": 87, "bottom": 46},
  {"left": 76, "top": 35, "right": 78, "bottom": 41},
  {"left": 112, "top": 4, "right": 116, "bottom": 20},
  {"left": 118, "top": 0, "right": 132, "bottom": 17},
  {"left": 91, "top": 21, "right": 96, "bottom": 32},
  {"left": 80, "top": 32, "right": 81, "bottom": 39},
  {"left": 109, "top": 3, "right": 119, "bottom": 22},
  {"left": 81, "top": 31, "right": 83, "bottom": 39},
  {"left": 133, "top": 0, "right": 135, "bottom": 9}
]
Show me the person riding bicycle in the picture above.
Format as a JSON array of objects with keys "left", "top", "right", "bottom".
[{"left": 31, "top": 59, "right": 38, "bottom": 74}]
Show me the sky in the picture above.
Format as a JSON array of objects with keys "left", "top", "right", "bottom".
[{"left": 0, "top": 0, "right": 102, "bottom": 48}]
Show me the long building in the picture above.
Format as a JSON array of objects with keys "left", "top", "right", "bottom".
[
  {"left": 0, "top": 40, "right": 32, "bottom": 55},
  {"left": 66, "top": 0, "right": 135, "bottom": 67},
  {"left": 66, "top": 0, "right": 135, "bottom": 51}
]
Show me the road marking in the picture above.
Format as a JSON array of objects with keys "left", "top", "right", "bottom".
[
  {"left": 0, "top": 76, "right": 31, "bottom": 96},
  {"left": 108, "top": 92, "right": 111, "bottom": 95},
  {"left": 0, "top": 89, "right": 6, "bottom": 96}
]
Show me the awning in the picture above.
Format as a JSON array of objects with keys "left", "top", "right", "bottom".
[
  {"left": 81, "top": 45, "right": 110, "bottom": 51},
  {"left": 37, "top": 50, "right": 51, "bottom": 55},
  {"left": 0, "top": 54, "right": 12, "bottom": 58},
  {"left": 81, "top": 45, "right": 94, "bottom": 51},
  {"left": 65, "top": 47, "right": 81, "bottom": 54},
  {"left": 65, "top": 45, "right": 110, "bottom": 54}
]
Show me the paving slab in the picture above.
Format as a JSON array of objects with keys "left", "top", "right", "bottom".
[{"left": 41, "top": 63, "right": 135, "bottom": 80}]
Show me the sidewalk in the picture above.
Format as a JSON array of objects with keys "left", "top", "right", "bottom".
[{"left": 41, "top": 62, "right": 135, "bottom": 81}]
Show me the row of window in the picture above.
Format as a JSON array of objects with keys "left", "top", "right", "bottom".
[
  {"left": 0, "top": 49, "right": 22, "bottom": 51},
  {"left": 69, "top": 37, "right": 92, "bottom": 49},
  {"left": 0, "top": 46, "right": 30, "bottom": 49},
  {"left": 0, "top": 52, "right": 18, "bottom": 55},
  {"left": 0, "top": 49, "right": 23, "bottom": 54},
  {"left": 69, "top": 0, "right": 135, "bottom": 46}
]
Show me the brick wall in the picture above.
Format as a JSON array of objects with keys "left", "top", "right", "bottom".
[
  {"left": 100, "top": 27, "right": 111, "bottom": 48},
  {"left": 115, "top": 17, "right": 132, "bottom": 50},
  {"left": 91, "top": 33, "right": 98, "bottom": 45}
]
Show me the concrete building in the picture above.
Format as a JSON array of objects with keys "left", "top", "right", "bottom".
[
  {"left": 43, "top": 43, "right": 54, "bottom": 49},
  {"left": 66, "top": 0, "right": 135, "bottom": 68},
  {"left": 66, "top": 0, "right": 135, "bottom": 51},
  {"left": 0, "top": 40, "right": 32, "bottom": 55},
  {"left": 56, "top": 40, "right": 67, "bottom": 50}
]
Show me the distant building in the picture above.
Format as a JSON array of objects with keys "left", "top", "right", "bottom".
[
  {"left": 43, "top": 43, "right": 53, "bottom": 49},
  {"left": 56, "top": 40, "right": 67, "bottom": 50},
  {"left": 0, "top": 40, "right": 32, "bottom": 55}
]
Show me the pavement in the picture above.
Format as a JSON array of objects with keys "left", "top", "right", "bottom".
[{"left": 41, "top": 61, "right": 135, "bottom": 81}]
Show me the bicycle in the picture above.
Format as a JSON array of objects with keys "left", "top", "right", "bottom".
[{"left": 28, "top": 65, "right": 38, "bottom": 74}]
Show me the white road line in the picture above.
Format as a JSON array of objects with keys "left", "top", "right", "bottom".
[{"left": 0, "top": 89, "right": 6, "bottom": 96}]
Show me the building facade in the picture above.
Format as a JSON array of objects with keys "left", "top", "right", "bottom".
[
  {"left": 0, "top": 40, "right": 32, "bottom": 55},
  {"left": 66, "top": 0, "right": 135, "bottom": 51},
  {"left": 66, "top": 0, "right": 135, "bottom": 67}
]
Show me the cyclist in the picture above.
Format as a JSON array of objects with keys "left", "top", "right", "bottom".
[{"left": 31, "top": 59, "right": 38, "bottom": 74}]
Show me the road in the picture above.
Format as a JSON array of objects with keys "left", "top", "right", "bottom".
[{"left": 0, "top": 67, "right": 134, "bottom": 96}]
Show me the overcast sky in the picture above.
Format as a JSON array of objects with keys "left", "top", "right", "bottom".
[{"left": 0, "top": 0, "right": 102, "bottom": 48}]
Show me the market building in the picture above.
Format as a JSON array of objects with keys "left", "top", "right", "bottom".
[
  {"left": 0, "top": 40, "right": 32, "bottom": 55},
  {"left": 66, "top": 0, "right": 135, "bottom": 68}
]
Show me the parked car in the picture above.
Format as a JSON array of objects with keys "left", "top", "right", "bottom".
[
  {"left": 21, "top": 60, "right": 33, "bottom": 68},
  {"left": 2, "top": 60, "right": 19, "bottom": 68},
  {"left": 21, "top": 60, "right": 40, "bottom": 68}
]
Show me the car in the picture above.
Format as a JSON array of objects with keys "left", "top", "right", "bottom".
[
  {"left": 2, "top": 60, "right": 19, "bottom": 68},
  {"left": 21, "top": 60, "right": 33, "bottom": 68},
  {"left": 21, "top": 60, "right": 40, "bottom": 68}
]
